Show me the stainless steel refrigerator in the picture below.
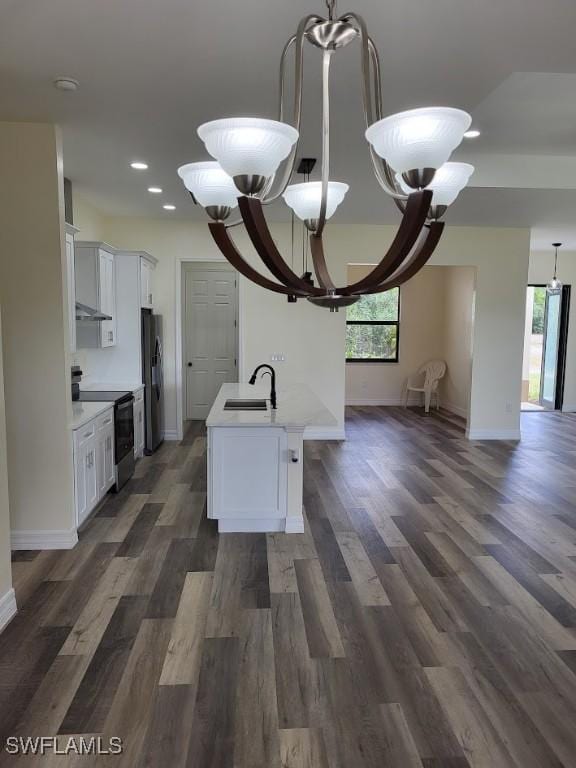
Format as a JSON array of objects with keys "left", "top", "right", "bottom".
[{"left": 142, "top": 309, "right": 164, "bottom": 454}]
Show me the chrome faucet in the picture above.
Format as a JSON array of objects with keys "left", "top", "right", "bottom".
[{"left": 249, "top": 364, "right": 277, "bottom": 409}]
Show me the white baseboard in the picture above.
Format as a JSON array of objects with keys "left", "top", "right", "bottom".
[
  {"left": 163, "top": 430, "right": 180, "bottom": 441},
  {"left": 284, "top": 516, "right": 305, "bottom": 534},
  {"left": 304, "top": 426, "right": 346, "bottom": 441},
  {"left": 0, "top": 588, "right": 17, "bottom": 632},
  {"left": 346, "top": 397, "right": 417, "bottom": 406},
  {"left": 218, "top": 517, "right": 286, "bottom": 533},
  {"left": 466, "top": 428, "right": 521, "bottom": 441},
  {"left": 345, "top": 397, "right": 468, "bottom": 419},
  {"left": 442, "top": 401, "right": 469, "bottom": 419},
  {"left": 11, "top": 528, "right": 78, "bottom": 551}
]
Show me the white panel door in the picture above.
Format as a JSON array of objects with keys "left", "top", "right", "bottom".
[{"left": 183, "top": 265, "right": 237, "bottom": 420}]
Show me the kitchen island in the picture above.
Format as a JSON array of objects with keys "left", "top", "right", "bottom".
[{"left": 206, "top": 383, "right": 337, "bottom": 533}]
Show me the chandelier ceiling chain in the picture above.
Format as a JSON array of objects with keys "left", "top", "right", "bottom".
[{"left": 177, "top": 2, "right": 476, "bottom": 310}]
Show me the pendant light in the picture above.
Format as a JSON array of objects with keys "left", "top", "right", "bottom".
[{"left": 547, "top": 242, "right": 563, "bottom": 294}]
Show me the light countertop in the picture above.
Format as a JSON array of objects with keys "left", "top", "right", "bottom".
[
  {"left": 206, "top": 383, "right": 336, "bottom": 430},
  {"left": 82, "top": 381, "right": 144, "bottom": 393},
  {"left": 71, "top": 401, "right": 115, "bottom": 431}
]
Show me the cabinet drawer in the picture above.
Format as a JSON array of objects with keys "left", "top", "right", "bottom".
[
  {"left": 74, "top": 421, "right": 96, "bottom": 449},
  {"left": 96, "top": 409, "right": 114, "bottom": 431}
]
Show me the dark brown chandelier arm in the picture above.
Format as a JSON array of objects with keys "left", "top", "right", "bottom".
[
  {"left": 355, "top": 221, "right": 445, "bottom": 294},
  {"left": 238, "top": 196, "right": 324, "bottom": 295},
  {"left": 309, "top": 234, "right": 336, "bottom": 290},
  {"left": 340, "top": 189, "right": 432, "bottom": 294},
  {"left": 208, "top": 222, "right": 311, "bottom": 297}
]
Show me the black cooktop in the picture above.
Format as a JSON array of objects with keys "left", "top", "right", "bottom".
[{"left": 78, "top": 390, "right": 132, "bottom": 404}]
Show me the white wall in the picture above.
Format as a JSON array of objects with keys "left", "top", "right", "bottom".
[
  {"left": 0, "top": 123, "right": 76, "bottom": 545},
  {"left": 529, "top": 250, "right": 576, "bottom": 411},
  {"left": 96, "top": 215, "right": 528, "bottom": 440},
  {"left": 0, "top": 309, "right": 16, "bottom": 629}
]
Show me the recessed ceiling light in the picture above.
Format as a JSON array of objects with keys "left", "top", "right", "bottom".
[
  {"left": 464, "top": 129, "right": 481, "bottom": 139},
  {"left": 53, "top": 77, "right": 79, "bottom": 92},
  {"left": 148, "top": 187, "right": 163, "bottom": 194},
  {"left": 130, "top": 161, "right": 149, "bottom": 170},
  {"left": 163, "top": 204, "right": 176, "bottom": 211}
]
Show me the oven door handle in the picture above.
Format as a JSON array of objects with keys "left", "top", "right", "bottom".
[{"left": 116, "top": 399, "right": 135, "bottom": 412}]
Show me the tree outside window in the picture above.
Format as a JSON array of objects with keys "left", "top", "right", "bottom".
[{"left": 346, "top": 288, "right": 400, "bottom": 362}]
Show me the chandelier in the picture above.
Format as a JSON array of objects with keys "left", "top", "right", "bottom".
[{"left": 177, "top": 0, "right": 475, "bottom": 310}]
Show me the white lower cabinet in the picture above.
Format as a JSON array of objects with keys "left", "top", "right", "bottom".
[
  {"left": 97, "top": 410, "right": 115, "bottom": 497},
  {"left": 208, "top": 426, "right": 288, "bottom": 530},
  {"left": 133, "top": 390, "right": 145, "bottom": 458},
  {"left": 73, "top": 407, "right": 115, "bottom": 527}
]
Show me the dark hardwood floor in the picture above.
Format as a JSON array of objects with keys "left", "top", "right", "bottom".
[{"left": 2, "top": 407, "right": 576, "bottom": 766}]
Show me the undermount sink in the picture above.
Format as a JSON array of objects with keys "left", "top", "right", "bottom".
[{"left": 224, "top": 398, "right": 268, "bottom": 411}]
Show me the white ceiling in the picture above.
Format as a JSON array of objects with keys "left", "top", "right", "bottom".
[{"left": 1, "top": 0, "right": 576, "bottom": 250}]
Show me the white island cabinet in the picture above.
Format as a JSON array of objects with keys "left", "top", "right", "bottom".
[{"left": 206, "top": 383, "right": 336, "bottom": 533}]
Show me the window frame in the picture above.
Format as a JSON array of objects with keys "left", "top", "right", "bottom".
[{"left": 345, "top": 289, "right": 401, "bottom": 364}]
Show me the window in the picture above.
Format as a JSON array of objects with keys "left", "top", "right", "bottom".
[{"left": 345, "top": 288, "right": 400, "bottom": 362}]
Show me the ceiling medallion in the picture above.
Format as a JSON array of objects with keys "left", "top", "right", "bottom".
[{"left": 178, "top": 0, "right": 475, "bottom": 310}]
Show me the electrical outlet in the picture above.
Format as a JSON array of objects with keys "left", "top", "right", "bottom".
[
  {"left": 270, "top": 353, "right": 285, "bottom": 362},
  {"left": 505, "top": 402, "right": 513, "bottom": 413}
]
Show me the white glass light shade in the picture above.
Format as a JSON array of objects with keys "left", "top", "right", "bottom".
[
  {"left": 365, "top": 107, "right": 472, "bottom": 173},
  {"left": 282, "top": 181, "right": 349, "bottom": 221},
  {"left": 396, "top": 162, "right": 475, "bottom": 206},
  {"left": 177, "top": 161, "right": 239, "bottom": 209},
  {"left": 547, "top": 277, "right": 562, "bottom": 294},
  {"left": 197, "top": 118, "right": 299, "bottom": 178}
]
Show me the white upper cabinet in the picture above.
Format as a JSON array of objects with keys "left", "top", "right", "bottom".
[
  {"left": 140, "top": 256, "right": 155, "bottom": 308},
  {"left": 98, "top": 250, "right": 116, "bottom": 346},
  {"left": 65, "top": 223, "right": 79, "bottom": 353},
  {"left": 75, "top": 242, "right": 118, "bottom": 348}
]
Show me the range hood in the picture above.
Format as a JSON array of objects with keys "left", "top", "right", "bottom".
[{"left": 75, "top": 301, "right": 112, "bottom": 322}]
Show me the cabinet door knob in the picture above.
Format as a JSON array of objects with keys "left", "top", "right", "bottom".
[{"left": 187, "top": 362, "right": 193, "bottom": 367}]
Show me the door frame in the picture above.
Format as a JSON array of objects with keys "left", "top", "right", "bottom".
[
  {"left": 175, "top": 257, "right": 242, "bottom": 440},
  {"left": 526, "top": 283, "right": 570, "bottom": 411}
]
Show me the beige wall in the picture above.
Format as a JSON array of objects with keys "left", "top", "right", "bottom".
[
  {"left": 340, "top": 225, "right": 528, "bottom": 437},
  {"left": 441, "top": 266, "right": 475, "bottom": 417},
  {"left": 72, "top": 192, "right": 106, "bottom": 241},
  {"left": 91, "top": 215, "right": 528, "bottom": 440},
  {"left": 529, "top": 250, "right": 576, "bottom": 411},
  {"left": 345, "top": 265, "right": 448, "bottom": 407},
  {"left": 0, "top": 310, "right": 14, "bottom": 614},
  {"left": 0, "top": 123, "right": 75, "bottom": 540}
]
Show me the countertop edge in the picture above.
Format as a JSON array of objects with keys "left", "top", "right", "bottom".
[{"left": 70, "top": 401, "right": 115, "bottom": 431}]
